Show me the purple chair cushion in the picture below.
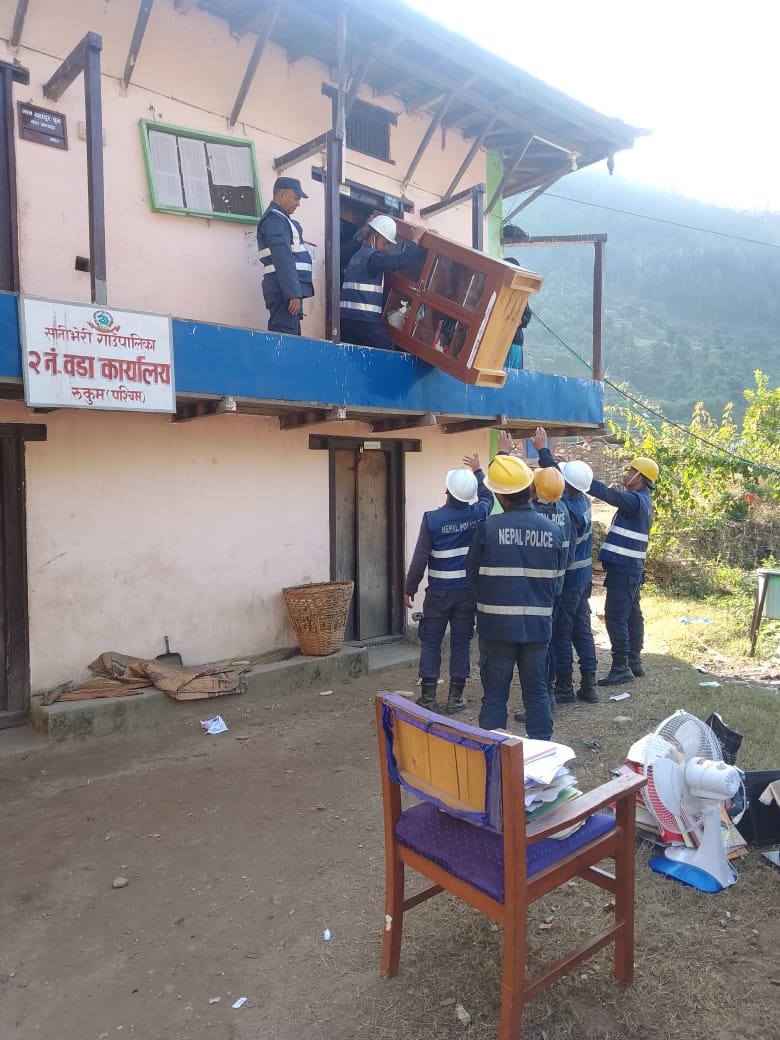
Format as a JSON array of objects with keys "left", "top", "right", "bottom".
[{"left": 396, "top": 802, "right": 615, "bottom": 903}]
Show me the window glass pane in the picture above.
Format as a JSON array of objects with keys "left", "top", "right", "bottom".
[
  {"left": 178, "top": 136, "right": 212, "bottom": 212},
  {"left": 411, "top": 303, "right": 469, "bottom": 358},
  {"left": 206, "top": 142, "right": 254, "bottom": 188},
  {"left": 148, "top": 129, "right": 183, "bottom": 208},
  {"left": 427, "top": 256, "right": 485, "bottom": 310}
]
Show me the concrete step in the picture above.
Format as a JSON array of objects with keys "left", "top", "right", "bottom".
[{"left": 23, "top": 640, "right": 419, "bottom": 744}]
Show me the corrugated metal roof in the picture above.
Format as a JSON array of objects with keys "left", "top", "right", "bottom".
[{"left": 188, "top": 0, "right": 647, "bottom": 198}]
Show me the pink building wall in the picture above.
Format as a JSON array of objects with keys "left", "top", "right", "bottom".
[
  {"left": 8, "top": 0, "right": 488, "bottom": 335},
  {"left": 1, "top": 2, "right": 497, "bottom": 690}
]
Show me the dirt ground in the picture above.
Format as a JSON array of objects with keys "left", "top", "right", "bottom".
[{"left": 1, "top": 612, "right": 778, "bottom": 1040}]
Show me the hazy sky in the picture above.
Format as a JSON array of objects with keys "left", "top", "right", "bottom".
[{"left": 407, "top": 0, "right": 780, "bottom": 212}]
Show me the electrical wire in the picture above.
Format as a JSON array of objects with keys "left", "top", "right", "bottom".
[
  {"left": 527, "top": 310, "right": 780, "bottom": 477},
  {"left": 504, "top": 191, "right": 780, "bottom": 249}
]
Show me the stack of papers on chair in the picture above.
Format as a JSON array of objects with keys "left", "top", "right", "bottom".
[{"left": 515, "top": 738, "right": 581, "bottom": 821}]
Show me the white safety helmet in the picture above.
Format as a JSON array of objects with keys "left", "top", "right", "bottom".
[
  {"left": 559, "top": 459, "right": 593, "bottom": 493},
  {"left": 445, "top": 468, "right": 478, "bottom": 503},
  {"left": 368, "top": 214, "right": 398, "bottom": 244}
]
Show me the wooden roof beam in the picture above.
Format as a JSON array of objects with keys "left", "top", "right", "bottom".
[
  {"left": 370, "top": 413, "right": 437, "bottom": 433},
  {"left": 10, "top": 0, "right": 29, "bottom": 48},
  {"left": 346, "top": 0, "right": 641, "bottom": 144},
  {"left": 373, "top": 47, "right": 579, "bottom": 153},
  {"left": 274, "top": 131, "right": 328, "bottom": 172},
  {"left": 442, "top": 107, "right": 488, "bottom": 133},
  {"left": 402, "top": 90, "right": 455, "bottom": 189},
  {"left": 235, "top": 0, "right": 277, "bottom": 35},
  {"left": 406, "top": 86, "right": 447, "bottom": 114},
  {"left": 344, "top": 35, "right": 405, "bottom": 114},
  {"left": 278, "top": 406, "right": 348, "bottom": 430},
  {"left": 444, "top": 115, "right": 496, "bottom": 197},
  {"left": 229, "top": 3, "right": 279, "bottom": 126},
  {"left": 502, "top": 162, "right": 574, "bottom": 222},
  {"left": 121, "top": 0, "right": 155, "bottom": 90},
  {"left": 443, "top": 415, "right": 507, "bottom": 435},
  {"left": 173, "top": 397, "right": 237, "bottom": 423},
  {"left": 485, "top": 135, "right": 534, "bottom": 214}
]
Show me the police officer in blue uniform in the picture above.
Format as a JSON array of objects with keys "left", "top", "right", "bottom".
[
  {"left": 532, "top": 427, "right": 599, "bottom": 704},
  {"left": 467, "top": 454, "right": 565, "bottom": 739},
  {"left": 589, "top": 457, "right": 659, "bottom": 686},
  {"left": 404, "top": 452, "right": 495, "bottom": 715},
  {"left": 530, "top": 466, "right": 574, "bottom": 704},
  {"left": 256, "top": 177, "right": 313, "bottom": 336},
  {"left": 340, "top": 214, "right": 422, "bottom": 350}
]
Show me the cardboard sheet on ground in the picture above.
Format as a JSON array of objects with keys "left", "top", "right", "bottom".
[{"left": 84, "top": 651, "right": 248, "bottom": 700}]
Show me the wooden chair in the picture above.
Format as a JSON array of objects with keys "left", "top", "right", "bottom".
[{"left": 375, "top": 693, "right": 647, "bottom": 1039}]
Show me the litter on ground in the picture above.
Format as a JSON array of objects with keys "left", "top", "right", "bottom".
[{"left": 200, "top": 715, "right": 228, "bottom": 735}]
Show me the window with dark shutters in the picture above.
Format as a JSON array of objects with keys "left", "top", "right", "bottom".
[{"left": 322, "top": 85, "right": 396, "bottom": 163}]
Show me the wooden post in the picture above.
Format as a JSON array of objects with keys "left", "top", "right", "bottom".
[
  {"left": 83, "top": 35, "right": 107, "bottom": 304},
  {"left": 592, "top": 238, "right": 604, "bottom": 382},
  {"left": 44, "top": 33, "right": 107, "bottom": 304},
  {"left": 325, "top": 131, "right": 342, "bottom": 342},
  {"left": 0, "top": 61, "right": 29, "bottom": 293},
  {"left": 471, "top": 184, "right": 484, "bottom": 251}
]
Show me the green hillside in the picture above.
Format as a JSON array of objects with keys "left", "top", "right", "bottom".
[{"left": 506, "top": 171, "right": 780, "bottom": 421}]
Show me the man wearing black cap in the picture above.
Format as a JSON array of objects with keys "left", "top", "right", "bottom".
[{"left": 256, "top": 177, "right": 313, "bottom": 336}]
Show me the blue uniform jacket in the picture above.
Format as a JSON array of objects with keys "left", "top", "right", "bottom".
[
  {"left": 589, "top": 479, "right": 653, "bottom": 575},
  {"left": 257, "top": 203, "right": 314, "bottom": 303},
  {"left": 538, "top": 446, "right": 593, "bottom": 588},
  {"left": 340, "top": 241, "right": 421, "bottom": 325},
  {"left": 405, "top": 471, "right": 493, "bottom": 595},
  {"left": 466, "top": 503, "right": 565, "bottom": 644},
  {"left": 533, "top": 499, "right": 573, "bottom": 596}
]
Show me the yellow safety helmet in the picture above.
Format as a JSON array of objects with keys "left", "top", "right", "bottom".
[
  {"left": 484, "top": 455, "right": 533, "bottom": 494},
  {"left": 533, "top": 466, "right": 565, "bottom": 502},
  {"left": 629, "top": 456, "right": 659, "bottom": 488}
]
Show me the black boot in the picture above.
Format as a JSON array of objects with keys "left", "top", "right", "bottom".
[
  {"left": 597, "top": 653, "right": 634, "bottom": 687},
  {"left": 576, "top": 670, "right": 599, "bottom": 704},
  {"left": 444, "top": 680, "right": 467, "bottom": 715},
  {"left": 514, "top": 686, "right": 555, "bottom": 724},
  {"left": 416, "top": 681, "right": 441, "bottom": 711},
  {"left": 554, "top": 672, "right": 575, "bottom": 704},
  {"left": 628, "top": 654, "right": 645, "bottom": 677}
]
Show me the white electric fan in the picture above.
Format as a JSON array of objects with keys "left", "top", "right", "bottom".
[{"left": 640, "top": 710, "right": 741, "bottom": 892}]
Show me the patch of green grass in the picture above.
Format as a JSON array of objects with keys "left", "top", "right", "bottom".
[{"left": 642, "top": 583, "right": 773, "bottom": 661}]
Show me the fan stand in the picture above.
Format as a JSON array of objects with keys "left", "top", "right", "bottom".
[{"left": 649, "top": 800, "right": 738, "bottom": 892}]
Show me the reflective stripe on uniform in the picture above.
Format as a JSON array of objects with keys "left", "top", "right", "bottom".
[
  {"left": 478, "top": 566, "right": 559, "bottom": 578},
  {"left": 428, "top": 568, "right": 467, "bottom": 579},
  {"left": 431, "top": 546, "right": 469, "bottom": 559},
  {"left": 342, "top": 281, "right": 381, "bottom": 292},
  {"left": 610, "top": 525, "right": 648, "bottom": 543},
  {"left": 477, "top": 603, "right": 553, "bottom": 616},
  {"left": 341, "top": 300, "right": 382, "bottom": 313},
  {"left": 603, "top": 542, "right": 647, "bottom": 560}
]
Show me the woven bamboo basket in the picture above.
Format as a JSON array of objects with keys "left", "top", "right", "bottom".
[{"left": 282, "top": 580, "right": 354, "bottom": 656}]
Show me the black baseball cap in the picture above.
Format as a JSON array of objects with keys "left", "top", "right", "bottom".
[{"left": 273, "top": 176, "right": 308, "bottom": 198}]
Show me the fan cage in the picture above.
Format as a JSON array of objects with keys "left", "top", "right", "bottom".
[{"left": 641, "top": 711, "right": 724, "bottom": 838}]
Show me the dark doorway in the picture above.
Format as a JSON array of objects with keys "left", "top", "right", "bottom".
[
  {"left": 0, "top": 424, "right": 45, "bottom": 729},
  {"left": 311, "top": 435, "right": 419, "bottom": 641}
]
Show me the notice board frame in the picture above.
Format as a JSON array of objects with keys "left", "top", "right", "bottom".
[{"left": 17, "top": 101, "right": 68, "bottom": 149}]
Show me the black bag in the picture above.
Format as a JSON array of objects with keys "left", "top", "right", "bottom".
[
  {"left": 735, "top": 770, "right": 780, "bottom": 846},
  {"left": 704, "top": 711, "right": 742, "bottom": 765}
]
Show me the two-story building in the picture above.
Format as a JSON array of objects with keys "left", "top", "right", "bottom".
[{"left": 0, "top": 0, "right": 642, "bottom": 725}]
